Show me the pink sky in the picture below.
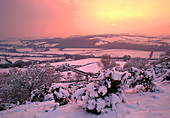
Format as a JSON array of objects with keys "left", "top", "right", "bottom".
[{"left": 0, "top": 0, "right": 170, "bottom": 38}]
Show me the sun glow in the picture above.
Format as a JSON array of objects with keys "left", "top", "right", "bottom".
[
  {"left": 89, "top": 0, "right": 162, "bottom": 22},
  {"left": 95, "top": 7, "right": 144, "bottom": 20},
  {"left": 0, "top": 0, "right": 169, "bottom": 38}
]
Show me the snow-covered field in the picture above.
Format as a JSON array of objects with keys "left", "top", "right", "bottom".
[
  {"left": 52, "top": 58, "right": 100, "bottom": 67},
  {"left": 0, "top": 58, "right": 124, "bottom": 73},
  {"left": 32, "top": 48, "right": 162, "bottom": 58}
]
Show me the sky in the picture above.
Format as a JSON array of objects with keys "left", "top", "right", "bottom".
[{"left": 0, "top": 0, "right": 170, "bottom": 38}]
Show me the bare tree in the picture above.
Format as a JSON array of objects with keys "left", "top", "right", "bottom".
[
  {"left": 98, "top": 54, "right": 117, "bottom": 71},
  {"left": 123, "top": 55, "right": 131, "bottom": 61},
  {"left": 159, "top": 48, "right": 170, "bottom": 62},
  {"left": 149, "top": 51, "right": 154, "bottom": 59},
  {"left": 123, "top": 57, "right": 149, "bottom": 70}
]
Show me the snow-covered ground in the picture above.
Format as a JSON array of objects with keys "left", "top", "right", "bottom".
[
  {"left": 32, "top": 48, "right": 162, "bottom": 58},
  {"left": 51, "top": 58, "right": 100, "bottom": 67},
  {"left": 0, "top": 58, "right": 124, "bottom": 74},
  {"left": 0, "top": 81, "right": 169, "bottom": 118},
  {"left": 0, "top": 58, "right": 169, "bottom": 118},
  {"left": 125, "top": 84, "right": 170, "bottom": 118}
]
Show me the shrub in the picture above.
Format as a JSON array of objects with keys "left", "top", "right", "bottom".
[
  {"left": 0, "top": 72, "right": 13, "bottom": 103},
  {"left": 152, "top": 62, "right": 170, "bottom": 82},
  {"left": 128, "top": 67, "right": 161, "bottom": 92},
  {"left": 72, "top": 70, "right": 127, "bottom": 114},
  {"left": 98, "top": 54, "right": 117, "bottom": 71},
  {"left": 49, "top": 83, "right": 70, "bottom": 106},
  {"left": 123, "top": 57, "right": 149, "bottom": 70},
  {"left": 123, "top": 55, "right": 131, "bottom": 61},
  {"left": 12, "top": 60, "right": 25, "bottom": 68},
  {"left": 159, "top": 48, "right": 170, "bottom": 62},
  {"left": 30, "top": 84, "right": 49, "bottom": 102},
  {"left": 0, "top": 63, "right": 61, "bottom": 104}
]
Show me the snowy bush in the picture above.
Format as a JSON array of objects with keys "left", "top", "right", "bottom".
[
  {"left": 31, "top": 89, "right": 44, "bottom": 102},
  {"left": 128, "top": 67, "right": 160, "bottom": 92},
  {"left": 49, "top": 83, "right": 70, "bottom": 106},
  {"left": 153, "top": 62, "right": 170, "bottom": 77},
  {"left": 151, "top": 62, "right": 170, "bottom": 83},
  {"left": 30, "top": 84, "right": 49, "bottom": 102},
  {"left": 72, "top": 70, "right": 127, "bottom": 114},
  {"left": 72, "top": 88, "right": 86, "bottom": 103},
  {"left": 161, "top": 70, "right": 170, "bottom": 82}
]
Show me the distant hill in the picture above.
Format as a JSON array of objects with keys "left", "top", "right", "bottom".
[{"left": 1, "top": 34, "right": 170, "bottom": 51}]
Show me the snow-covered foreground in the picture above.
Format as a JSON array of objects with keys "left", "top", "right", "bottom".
[
  {"left": 0, "top": 81, "right": 169, "bottom": 118},
  {"left": 0, "top": 58, "right": 169, "bottom": 118},
  {"left": 125, "top": 84, "right": 170, "bottom": 118}
]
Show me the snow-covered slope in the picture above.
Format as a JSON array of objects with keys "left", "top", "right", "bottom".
[
  {"left": 125, "top": 84, "right": 170, "bottom": 118},
  {"left": 0, "top": 59, "right": 169, "bottom": 118},
  {"left": 0, "top": 70, "right": 170, "bottom": 118},
  {"left": 0, "top": 83, "right": 169, "bottom": 118}
]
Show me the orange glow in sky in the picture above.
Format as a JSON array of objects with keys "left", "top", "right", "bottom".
[{"left": 0, "top": 0, "right": 170, "bottom": 38}]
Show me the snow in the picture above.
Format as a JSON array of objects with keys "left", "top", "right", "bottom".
[
  {"left": 77, "top": 62, "right": 100, "bottom": 73},
  {"left": 86, "top": 83, "right": 95, "bottom": 91},
  {"left": 59, "top": 89, "right": 69, "bottom": 98},
  {"left": 44, "top": 94, "right": 53, "bottom": 101},
  {"left": 99, "top": 35, "right": 164, "bottom": 46},
  {"left": 133, "top": 85, "right": 145, "bottom": 93},
  {"left": 84, "top": 49, "right": 163, "bottom": 58},
  {"left": 95, "top": 41, "right": 108, "bottom": 46},
  {"left": 52, "top": 58, "right": 100, "bottom": 66},
  {"left": 23, "top": 57, "right": 65, "bottom": 61},
  {"left": 54, "top": 88, "right": 69, "bottom": 98},
  {"left": 96, "top": 98, "right": 106, "bottom": 112},
  {"left": 0, "top": 59, "right": 10, "bottom": 64},
  {"left": 72, "top": 88, "right": 86, "bottom": 101},
  {"left": 98, "top": 86, "right": 107, "bottom": 96},
  {"left": 0, "top": 57, "right": 170, "bottom": 118},
  {"left": 112, "top": 70, "right": 123, "bottom": 80},
  {"left": 64, "top": 48, "right": 101, "bottom": 51},
  {"left": 16, "top": 48, "right": 33, "bottom": 52},
  {"left": 110, "top": 94, "right": 121, "bottom": 108},
  {"left": 3, "top": 46, "right": 162, "bottom": 58},
  {"left": 0, "top": 83, "right": 170, "bottom": 118},
  {"left": 125, "top": 84, "right": 170, "bottom": 118},
  {"left": 49, "top": 83, "right": 66, "bottom": 91},
  {"left": 87, "top": 99, "right": 96, "bottom": 110}
]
